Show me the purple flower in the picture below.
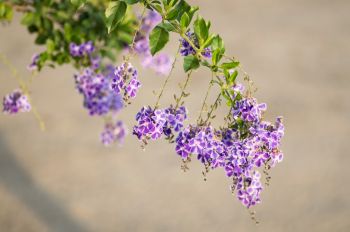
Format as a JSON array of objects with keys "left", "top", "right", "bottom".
[
  {"left": 232, "top": 97, "right": 267, "bottom": 123},
  {"left": 133, "top": 105, "right": 189, "bottom": 142},
  {"left": 236, "top": 171, "right": 263, "bottom": 208},
  {"left": 172, "top": 105, "right": 283, "bottom": 208},
  {"left": 69, "top": 42, "right": 83, "bottom": 57},
  {"left": 111, "top": 62, "right": 140, "bottom": 100},
  {"left": 69, "top": 41, "right": 95, "bottom": 57},
  {"left": 126, "top": 78, "right": 141, "bottom": 99},
  {"left": 133, "top": 106, "right": 166, "bottom": 141},
  {"left": 90, "top": 55, "right": 101, "bottom": 70},
  {"left": 140, "top": 10, "right": 162, "bottom": 34},
  {"left": 3, "top": 89, "right": 31, "bottom": 114},
  {"left": 82, "top": 41, "right": 95, "bottom": 55},
  {"left": 202, "top": 47, "right": 212, "bottom": 58},
  {"left": 175, "top": 125, "right": 225, "bottom": 164},
  {"left": 134, "top": 38, "right": 150, "bottom": 55},
  {"left": 27, "top": 53, "right": 40, "bottom": 71},
  {"left": 132, "top": 11, "right": 174, "bottom": 76},
  {"left": 232, "top": 82, "right": 245, "bottom": 94},
  {"left": 142, "top": 53, "right": 173, "bottom": 76},
  {"left": 135, "top": 38, "right": 173, "bottom": 76},
  {"left": 100, "top": 120, "right": 127, "bottom": 146},
  {"left": 74, "top": 67, "right": 124, "bottom": 116},
  {"left": 180, "top": 32, "right": 212, "bottom": 58},
  {"left": 162, "top": 105, "right": 188, "bottom": 138}
]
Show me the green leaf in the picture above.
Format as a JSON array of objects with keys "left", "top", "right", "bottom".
[
  {"left": 188, "top": 6, "right": 199, "bottom": 21},
  {"left": 180, "top": 12, "right": 190, "bottom": 30},
  {"left": 183, "top": 55, "right": 200, "bottom": 72},
  {"left": 212, "top": 49, "right": 221, "bottom": 65},
  {"left": 194, "top": 16, "right": 208, "bottom": 46},
  {"left": 211, "top": 35, "right": 225, "bottom": 64},
  {"left": 167, "top": 0, "right": 178, "bottom": 7},
  {"left": 152, "top": 3, "right": 163, "bottom": 14},
  {"left": 5, "top": 6, "right": 13, "bottom": 21},
  {"left": 35, "top": 33, "right": 49, "bottom": 45},
  {"left": 157, "top": 22, "right": 177, "bottom": 32},
  {"left": 202, "top": 34, "right": 215, "bottom": 49},
  {"left": 221, "top": 61, "right": 240, "bottom": 69},
  {"left": 229, "top": 70, "right": 238, "bottom": 83},
  {"left": 0, "top": 3, "right": 13, "bottom": 22},
  {"left": 166, "top": 6, "right": 179, "bottom": 20},
  {"left": 105, "top": 1, "right": 127, "bottom": 34},
  {"left": 46, "top": 39, "right": 55, "bottom": 54},
  {"left": 101, "top": 49, "right": 116, "bottom": 61},
  {"left": 200, "top": 60, "right": 211, "bottom": 68},
  {"left": 122, "top": 0, "right": 140, "bottom": 4},
  {"left": 211, "top": 35, "right": 224, "bottom": 51},
  {"left": 64, "top": 23, "right": 73, "bottom": 41},
  {"left": 149, "top": 25, "right": 169, "bottom": 55},
  {"left": 174, "top": 0, "right": 191, "bottom": 21},
  {"left": 223, "top": 68, "right": 238, "bottom": 85},
  {"left": 21, "top": 12, "right": 36, "bottom": 26},
  {"left": 71, "top": 0, "right": 87, "bottom": 6}
]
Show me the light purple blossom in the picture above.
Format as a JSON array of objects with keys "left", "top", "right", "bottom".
[
  {"left": 236, "top": 171, "right": 263, "bottom": 208},
  {"left": 27, "top": 53, "right": 40, "bottom": 71},
  {"left": 140, "top": 10, "right": 162, "bottom": 34},
  {"left": 101, "top": 120, "right": 127, "bottom": 146},
  {"left": 3, "top": 89, "right": 31, "bottom": 114},
  {"left": 69, "top": 42, "right": 83, "bottom": 57},
  {"left": 133, "top": 105, "right": 188, "bottom": 141},
  {"left": 126, "top": 77, "right": 141, "bottom": 99},
  {"left": 74, "top": 67, "right": 123, "bottom": 116},
  {"left": 82, "top": 41, "right": 95, "bottom": 55},
  {"left": 69, "top": 41, "right": 95, "bottom": 57},
  {"left": 232, "top": 97, "right": 267, "bottom": 123},
  {"left": 90, "top": 56, "right": 101, "bottom": 70},
  {"left": 132, "top": 10, "right": 173, "bottom": 76},
  {"left": 111, "top": 62, "right": 141, "bottom": 100},
  {"left": 142, "top": 53, "right": 173, "bottom": 76}
]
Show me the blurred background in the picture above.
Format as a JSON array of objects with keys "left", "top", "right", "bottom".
[{"left": 0, "top": 0, "right": 349, "bottom": 231}]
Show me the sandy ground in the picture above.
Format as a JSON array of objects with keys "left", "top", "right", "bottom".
[{"left": 0, "top": 0, "right": 350, "bottom": 231}]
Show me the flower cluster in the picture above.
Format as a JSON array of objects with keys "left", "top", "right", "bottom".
[
  {"left": 69, "top": 41, "right": 95, "bottom": 57},
  {"left": 171, "top": 88, "right": 284, "bottom": 208},
  {"left": 174, "top": 108, "right": 283, "bottom": 207},
  {"left": 2, "top": 89, "right": 31, "bottom": 114},
  {"left": 175, "top": 125, "right": 225, "bottom": 163},
  {"left": 74, "top": 68, "right": 123, "bottom": 116},
  {"left": 100, "top": 120, "right": 128, "bottom": 146},
  {"left": 129, "top": 81, "right": 284, "bottom": 208},
  {"left": 69, "top": 41, "right": 128, "bottom": 146},
  {"left": 69, "top": 41, "right": 100, "bottom": 70},
  {"left": 180, "top": 32, "right": 212, "bottom": 58},
  {"left": 111, "top": 62, "right": 141, "bottom": 100},
  {"left": 134, "top": 10, "right": 173, "bottom": 76},
  {"left": 133, "top": 105, "right": 187, "bottom": 141},
  {"left": 232, "top": 97, "right": 267, "bottom": 123}
]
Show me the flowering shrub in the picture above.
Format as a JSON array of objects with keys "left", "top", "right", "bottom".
[{"left": 1, "top": 0, "right": 285, "bottom": 217}]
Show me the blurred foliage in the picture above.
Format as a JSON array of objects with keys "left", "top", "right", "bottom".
[{"left": 1, "top": 0, "right": 137, "bottom": 70}]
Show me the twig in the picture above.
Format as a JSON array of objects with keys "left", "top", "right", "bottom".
[
  {"left": 0, "top": 52, "right": 46, "bottom": 131},
  {"left": 154, "top": 44, "right": 181, "bottom": 109}
]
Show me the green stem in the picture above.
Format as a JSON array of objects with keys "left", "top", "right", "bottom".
[
  {"left": 175, "top": 70, "right": 193, "bottom": 109},
  {"left": 124, "top": 5, "right": 147, "bottom": 62},
  {"left": 196, "top": 72, "right": 214, "bottom": 124},
  {"left": 154, "top": 44, "right": 181, "bottom": 109},
  {"left": 203, "top": 92, "right": 221, "bottom": 124}
]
